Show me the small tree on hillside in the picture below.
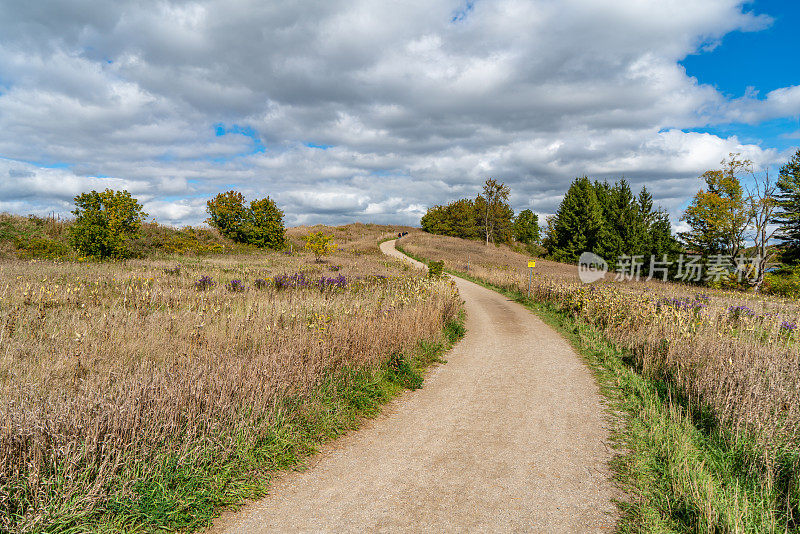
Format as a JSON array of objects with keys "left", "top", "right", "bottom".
[
  {"left": 304, "top": 231, "right": 337, "bottom": 262},
  {"left": 479, "top": 179, "right": 510, "bottom": 245},
  {"left": 68, "top": 189, "right": 147, "bottom": 259},
  {"left": 246, "top": 197, "right": 286, "bottom": 249},
  {"left": 207, "top": 191, "right": 249, "bottom": 243}
]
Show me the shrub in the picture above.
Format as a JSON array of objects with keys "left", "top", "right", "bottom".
[
  {"left": 428, "top": 260, "right": 445, "bottom": 277},
  {"left": 762, "top": 267, "right": 800, "bottom": 298},
  {"left": 206, "top": 191, "right": 285, "bottom": 249},
  {"left": 68, "top": 189, "right": 147, "bottom": 259},
  {"left": 304, "top": 231, "right": 337, "bottom": 262}
]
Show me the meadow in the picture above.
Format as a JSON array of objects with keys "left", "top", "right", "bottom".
[
  {"left": 0, "top": 224, "right": 460, "bottom": 532},
  {"left": 399, "top": 232, "right": 800, "bottom": 531}
]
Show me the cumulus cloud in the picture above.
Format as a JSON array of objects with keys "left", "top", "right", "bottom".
[{"left": 0, "top": 0, "right": 793, "bottom": 228}]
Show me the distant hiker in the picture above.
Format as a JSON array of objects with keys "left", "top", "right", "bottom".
[{"left": 398, "top": 232, "right": 402, "bottom": 238}]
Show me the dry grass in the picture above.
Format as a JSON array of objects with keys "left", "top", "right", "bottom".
[
  {"left": 0, "top": 224, "right": 459, "bottom": 532},
  {"left": 402, "top": 232, "right": 800, "bottom": 447}
]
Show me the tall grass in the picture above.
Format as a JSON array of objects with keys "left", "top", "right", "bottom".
[
  {"left": 0, "top": 228, "right": 459, "bottom": 532},
  {"left": 401, "top": 232, "right": 800, "bottom": 530}
]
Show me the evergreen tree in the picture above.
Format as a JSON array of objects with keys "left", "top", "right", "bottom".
[
  {"left": 547, "top": 176, "right": 604, "bottom": 263},
  {"left": 774, "top": 149, "right": 800, "bottom": 265},
  {"left": 420, "top": 205, "right": 448, "bottom": 235}
]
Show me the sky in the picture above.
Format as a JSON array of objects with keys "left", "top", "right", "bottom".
[{"left": 0, "top": 0, "right": 798, "bottom": 229}]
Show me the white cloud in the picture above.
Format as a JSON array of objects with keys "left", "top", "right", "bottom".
[{"left": 0, "top": 0, "right": 794, "bottom": 228}]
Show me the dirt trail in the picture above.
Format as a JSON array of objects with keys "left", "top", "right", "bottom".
[{"left": 212, "top": 239, "right": 616, "bottom": 533}]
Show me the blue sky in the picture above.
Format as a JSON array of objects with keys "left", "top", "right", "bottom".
[
  {"left": 681, "top": 0, "right": 800, "bottom": 152},
  {"left": 0, "top": 0, "right": 798, "bottom": 227}
]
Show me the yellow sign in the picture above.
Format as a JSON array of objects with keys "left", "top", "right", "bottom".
[{"left": 528, "top": 260, "right": 536, "bottom": 268}]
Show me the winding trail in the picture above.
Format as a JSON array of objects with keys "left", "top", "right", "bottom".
[{"left": 212, "top": 239, "right": 616, "bottom": 533}]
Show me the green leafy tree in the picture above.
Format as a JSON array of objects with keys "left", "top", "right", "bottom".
[
  {"left": 207, "top": 191, "right": 285, "bottom": 248},
  {"left": 206, "top": 191, "right": 250, "bottom": 243},
  {"left": 545, "top": 176, "right": 604, "bottom": 263},
  {"left": 479, "top": 179, "right": 511, "bottom": 245},
  {"left": 68, "top": 189, "right": 147, "bottom": 259},
  {"left": 774, "top": 149, "right": 800, "bottom": 265},
  {"left": 420, "top": 198, "right": 481, "bottom": 239},
  {"left": 246, "top": 197, "right": 286, "bottom": 249},
  {"left": 304, "top": 231, "right": 337, "bottom": 262},
  {"left": 513, "top": 209, "right": 539, "bottom": 244},
  {"left": 680, "top": 154, "right": 752, "bottom": 258}
]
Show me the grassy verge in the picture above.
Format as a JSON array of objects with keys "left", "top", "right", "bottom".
[
  {"left": 397, "top": 244, "right": 796, "bottom": 533},
  {"left": 32, "top": 315, "right": 465, "bottom": 533}
]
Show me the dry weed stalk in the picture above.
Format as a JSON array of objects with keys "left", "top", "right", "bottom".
[{"left": 0, "top": 230, "right": 458, "bottom": 531}]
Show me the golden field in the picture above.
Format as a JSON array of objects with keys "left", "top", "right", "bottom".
[{"left": 0, "top": 224, "right": 458, "bottom": 532}]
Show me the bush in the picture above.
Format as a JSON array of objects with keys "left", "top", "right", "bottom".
[
  {"left": 304, "top": 232, "right": 337, "bottom": 262},
  {"left": 206, "top": 191, "right": 285, "bottom": 249},
  {"left": 428, "top": 260, "right": 444, "bottom": 277},
  {"left": 68, "top": 189, "right": 146, "bottom": 259},
  {"left": 762, "top": 267, "right": 800, "bottom": 298},
  {"left": 17, "top": 237, "right": 70, "bottom": 259}
]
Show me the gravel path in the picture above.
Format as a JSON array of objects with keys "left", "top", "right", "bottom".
[{"left": 211, "top": 239, "right": 616, "bottom": 533}]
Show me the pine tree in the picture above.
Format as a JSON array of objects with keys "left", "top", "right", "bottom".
[
  {"left": 548, "top": 176, "right": 604, "bottom": 263},
  {"left": 774, "top": 149, "right": 800, "bottom": 265}
]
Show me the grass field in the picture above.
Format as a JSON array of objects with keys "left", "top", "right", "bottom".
[
  {"left": 0, "top": 224, "right": 460, "bottom": 533},
  {"left": 399, "top": 231, "right": 800, "bottom": 532}
]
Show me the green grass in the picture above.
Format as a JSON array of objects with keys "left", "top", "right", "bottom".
[
  {"left": 33, "top": 314, "right": 465, "bottom": 534},
  {"left": 396, "top": 243, "right": 798, "bottom": 533}
]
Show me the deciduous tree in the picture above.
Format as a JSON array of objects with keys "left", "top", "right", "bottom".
[
  {"left": 68, "top": 189, "right": 147, "bottom": 259},
  {"left": 680, "top": 154, "right": 752, "bottom": 259},
  {"left": 479, "top": 179, "right": 510, "bottom": 245},
  {"left": 512, "top": 209, "right": 539, "bottom": 244},
  {"left": 206, "top": 191, "right": 285, "bottom": 248}
]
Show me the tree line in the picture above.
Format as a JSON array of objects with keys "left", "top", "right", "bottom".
[
  {"left": 420, "top": 179, "right": 540, "bottom": 247},
  {"left": 420, "top": 148, "right": 800, "bottom": 293}
]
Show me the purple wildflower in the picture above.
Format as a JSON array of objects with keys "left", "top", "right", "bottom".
[
  {"left": 317, "top": 274, "right": 347, "bottom": 290},
  {"left": 195, "top": 275, "right": 215, "bottom": 291},
  {"left": 226, "top": 279, "right": 246, "bottom": 292},
  {"left": 780, "top": 320, "right": 797, "bottom": 332},
  {"left": 273, "top": 273, "right": 311, "bottom": 289}
]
